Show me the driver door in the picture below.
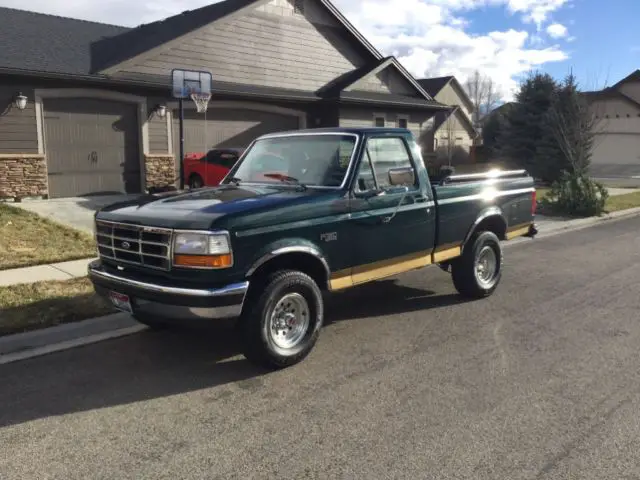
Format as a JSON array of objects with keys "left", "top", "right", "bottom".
[{"left": 348, "top": 134, "right": 435, "bottom": 285}]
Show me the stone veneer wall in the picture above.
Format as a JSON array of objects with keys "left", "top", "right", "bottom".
[
  {"left": 0, "top": 154, "right": 48, "bottom": 200},
  {"left": 144, "top": 154, "right": 176, "bottom": 191}
]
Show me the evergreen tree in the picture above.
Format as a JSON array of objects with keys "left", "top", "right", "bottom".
[{"left": 500, "top": 72, "right": 561, "bottom": 182}]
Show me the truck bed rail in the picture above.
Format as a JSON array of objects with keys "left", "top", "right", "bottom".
[{"left": 438, "top": 169, "right": 530, "bottom": 185}]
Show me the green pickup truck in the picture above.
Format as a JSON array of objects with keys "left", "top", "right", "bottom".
[{"left": 88, "top": 127, "right": 537, "bottom": 369}]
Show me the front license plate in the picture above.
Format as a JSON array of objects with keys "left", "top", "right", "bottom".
[{"left": 109, "top": 291, "right": 133, "bottom": 314}]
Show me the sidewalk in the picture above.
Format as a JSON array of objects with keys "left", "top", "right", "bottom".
[{"left": 0, "top": 257, "right": 97, "bottom": 287}]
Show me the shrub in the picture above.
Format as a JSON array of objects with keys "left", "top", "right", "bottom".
[{"left": 542, "top": 171, "right": 608, "bottom": 217}]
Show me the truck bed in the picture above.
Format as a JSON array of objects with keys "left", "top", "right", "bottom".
[{"left": 431, "top": 170, "right": 536, "bottom": 258}]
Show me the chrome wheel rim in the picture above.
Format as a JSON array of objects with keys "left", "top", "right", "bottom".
[
  {"left": 475, "top": 246, "right": 498, "bottom": 288},
  {"left": 268, "top": 293, "right": 310, "bottom": 349}
]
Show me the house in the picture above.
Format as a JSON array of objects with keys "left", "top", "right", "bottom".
[
  {"left": 0, "top": 0, "right": 448, "bottom": 200},
  {"left": 585, "top": 70, "right": 640, "bottom": 181},
  {"left": 416, "top": 76, "right": 478, "bottom": 164}
]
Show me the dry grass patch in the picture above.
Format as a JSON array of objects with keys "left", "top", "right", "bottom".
[
  {"left": 0, "top": 204, "right": 96, "bottom": 270},
  {"left": 0, "top": 277, "right": 115, "bottom": 337},
  {"left": 604, "top": 190, "right": 640, "bottom": 213}
]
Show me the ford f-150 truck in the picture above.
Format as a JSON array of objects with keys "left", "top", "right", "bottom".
[{"left": 88, "top": 127, "right": 537, "bottom": 369}]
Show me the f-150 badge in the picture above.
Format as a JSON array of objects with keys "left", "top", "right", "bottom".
[{"left": 320, "top": 232, "right": 338, "bottom": 242}]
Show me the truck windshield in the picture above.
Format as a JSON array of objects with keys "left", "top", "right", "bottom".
[{"left": 226, "top": 134, "right": 357, "bottom": 187}]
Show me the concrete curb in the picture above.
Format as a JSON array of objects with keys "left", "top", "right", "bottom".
[
  {"left": 0, "top": 313, "right": 146, "bottom": 365},
  {"left": 536, "top": 206, "right": 640, "bottom": 237},
  {"left": 1, "top": 207, "right": 640, "bottom": 366}
]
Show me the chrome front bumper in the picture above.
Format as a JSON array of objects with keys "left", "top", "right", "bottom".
[{"left": 88, "top": 261, "right": 249, "bottom": 322}]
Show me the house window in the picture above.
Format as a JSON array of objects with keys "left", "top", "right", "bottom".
[
  {"left": 397, "top": 116, "right": 409, "bottom": 129},
  {"left": 373, "top": 115, "right": 385, "bottom": 127},
  {"left": 293, "top": 0, "right": 304, "bottom": 14}
]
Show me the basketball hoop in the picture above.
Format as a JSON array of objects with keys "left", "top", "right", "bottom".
[{"left": 190, "top": 92, "right": 211, "bottom": 113}]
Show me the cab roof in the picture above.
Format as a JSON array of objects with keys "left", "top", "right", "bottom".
[{"left": 258, "top": 127, "right": 412, "bottom": 139}]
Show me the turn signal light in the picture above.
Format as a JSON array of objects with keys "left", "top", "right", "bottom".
[
  {"left": 174, "top": 254, "right": 233, "bottom": 268},
  {"left": 532, "top": 190, "right": 537, "bottom": 215}
]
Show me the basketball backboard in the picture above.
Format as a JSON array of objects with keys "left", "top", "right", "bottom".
[{"left": 172, "top": 69, "right": 212, "bottom": 99}]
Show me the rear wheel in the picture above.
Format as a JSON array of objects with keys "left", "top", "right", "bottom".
[
  {"left": 189, "top": 174, "right": 204, "bottom": 189},
  {"left": 451, "top": 231, "right": 502, "bottom": 298},
  {"left": 239, "top": 270, "right": 323, "bottom": 369}
]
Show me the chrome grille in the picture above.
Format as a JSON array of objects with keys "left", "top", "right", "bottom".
[{"left": 95, "top": 220, "right": 173, "bottom": 271}]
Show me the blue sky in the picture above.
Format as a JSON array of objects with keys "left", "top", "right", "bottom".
[
  {"left": 541, "top": 0, "right": 639, "bottom": 91},
  {"left": 0, "top": 0, "right": 636, "bottom": 99}
]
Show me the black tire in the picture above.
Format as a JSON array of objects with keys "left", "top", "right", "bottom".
[
  {"left": 189, "top": 174, "right": 203, "bottom": 189},
  {"left": 451, "top": 230, "right": 503, "bottom": 299},
  {"left": 239, "top": 270, "right": 324, "bottom": 370}
]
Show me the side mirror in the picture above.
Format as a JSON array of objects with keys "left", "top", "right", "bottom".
[{"left": 388, "top": 167, "right": 415, "bottom": 187}]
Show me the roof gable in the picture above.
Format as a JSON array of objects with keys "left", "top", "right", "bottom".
[
  {"left": 323, "top": 57, "right": 434, "bottom": 100},
  {"left": 434, "top": 106, "right": 477, "bottom": 137},
  {"left": 418, "top": 75, "right": 474, "bottom": 114},
  {"left": 611, "top": 69, "right": 640, "bottom": 89},
  {"left": 98, "top": 0, "right": 383, "bottom": 75},
  {"left": 417, "top": 76, "right": 453, "bottom": 97}
]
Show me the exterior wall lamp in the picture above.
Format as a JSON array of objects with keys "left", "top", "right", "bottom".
[
  {"left": 155, "top": 104, "right": 167, "bottom": 118},
  {"left": 14, "top": 92, "right": 28, "bottom": 110}
]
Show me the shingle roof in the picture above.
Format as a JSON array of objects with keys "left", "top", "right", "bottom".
[
  {"left": 416, "top": 76, "right": 454, "bottom": 97},
  {"left": 0, "top": 6, "right": 129, "bottom": 75}
]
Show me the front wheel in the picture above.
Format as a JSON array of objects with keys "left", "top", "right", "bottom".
[
  {"left": 239, "top": 270, "right": 324, "bottom": 369},
  {"left": 451, "top": 231, "right": 502, "bottom": 299},
  {"left": 189, "top": 174, "right": 204, "bottom": 189}
]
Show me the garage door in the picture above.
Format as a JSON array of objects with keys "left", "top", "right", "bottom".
[
  {"left": 590, "top": 133, "right": 640, "bottom": 177},
  {"left": 44, "top": 98, "right": 141, "bottom": 198},
  {"left": 172, "top": 107, "right": 301, "bottom": 178}
]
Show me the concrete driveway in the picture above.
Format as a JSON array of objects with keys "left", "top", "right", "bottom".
[{"left": 13, "top": 194, "right": 142, "bottom": 234}]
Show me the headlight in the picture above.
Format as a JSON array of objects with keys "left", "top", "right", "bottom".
[{"left": 172, "top": 231, "right": 233, "bottom": 269}]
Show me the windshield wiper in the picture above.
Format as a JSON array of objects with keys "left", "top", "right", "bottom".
[{"left": 262, "top": 173, "right": 307, "bottom": 190}]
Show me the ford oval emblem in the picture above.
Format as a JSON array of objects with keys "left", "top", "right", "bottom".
[{"left": 121, "top": 241, "right": 131, "bottom": 250}]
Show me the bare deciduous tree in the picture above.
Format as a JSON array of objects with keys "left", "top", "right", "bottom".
[
  {"left": 547, "top": 73, "right": 610, "bottom": 176},
  {"left": 464, "top": 70, "right": 501, "bottom": 125}
]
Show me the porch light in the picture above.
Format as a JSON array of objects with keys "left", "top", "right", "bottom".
[
  {"left": 156, "top": 104, "right": 167, "bottom": 118},
  {"left": 14, "top": 93, "right": 27, "bottom": 110}
]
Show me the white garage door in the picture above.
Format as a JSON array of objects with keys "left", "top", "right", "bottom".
[{"left": 591, "top": 133, "right": 640, "bottom": 178}]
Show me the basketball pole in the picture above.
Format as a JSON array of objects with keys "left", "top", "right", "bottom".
[{"left": 179, "top": 97, "right": 185, "bottom": 190}]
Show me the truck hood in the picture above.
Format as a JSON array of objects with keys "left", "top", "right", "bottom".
[{"left": 95, "top": 184, "right": 329, "bottom": 229}]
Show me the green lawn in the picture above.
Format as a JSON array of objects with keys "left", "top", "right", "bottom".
[
  {"left": 535, "top": 187, "right": 640, "bottom": 215},
  {"left": 0, "top": 277, "right": 115, "bottom": 337},
  {"left": 0, "top": 204, "right": 96, "bottom": 270}
]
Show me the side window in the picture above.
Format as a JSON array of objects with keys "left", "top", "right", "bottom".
[
  {"left": 373, "top": 115, "right": 385, "bottom": 127},
  {"left": 205, "top": 150, "right": 240, "bottom": 168},
  {"left": 218, "top": 152, "right": 240, "bottom": 169},
  {"left": 356, "top": 137, "right": 416, "bottom": 190}
]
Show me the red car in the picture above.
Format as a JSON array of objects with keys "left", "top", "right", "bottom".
[{"left": 184, "top": 148, "right": 244, "bottom": 189}]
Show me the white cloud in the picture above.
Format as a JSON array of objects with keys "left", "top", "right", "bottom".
[
  {"left": 335, "top": 0, "right": 570, "bottom": 99},
  {"left": 0, "top": 0, "right": 572, "bottom": 100},
  {"left": 546, "top": 22, "right": 568, "bottom": 38}
]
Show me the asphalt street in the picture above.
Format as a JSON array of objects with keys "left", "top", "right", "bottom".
[{"left": 1, "top": 216, "right": 640, "bottom": 480}]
